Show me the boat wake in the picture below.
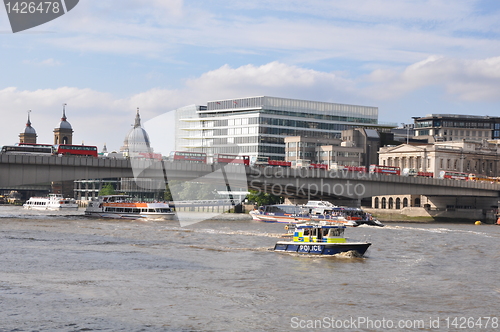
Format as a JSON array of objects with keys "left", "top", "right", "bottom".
[
  {"left": 382, "top": 224, "right": 499, "bottom": 238},
  {"left": 335, "top": 250, "right": 365, "bottom": 258}
]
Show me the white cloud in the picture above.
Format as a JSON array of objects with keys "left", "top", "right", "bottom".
[{"left": 364, "top": 56, "right": 500, "bottom": 101}]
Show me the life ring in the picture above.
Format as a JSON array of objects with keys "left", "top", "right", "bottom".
[{"left": 284, "top": 225, "right": 289, "bottom": 230}]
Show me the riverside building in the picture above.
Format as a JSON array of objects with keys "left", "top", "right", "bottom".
[
  {"left": 175, "top": 96, "right": 394, "bottom": 161},
  {"left": 413, "top": 114, "right": 500, "bottom": 142}
]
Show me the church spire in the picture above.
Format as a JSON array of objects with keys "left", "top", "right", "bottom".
[
  {"left": 134, "top": 107, "right": 141, "bottom": 128},
  {"left": 61, "top": 103, "right": 67, "bottom": 121},
  {"left": 26, "top": 110, "right": 32, "bottom": 127},
  {"left": 20, "top": 109, "right": 37, "bottom": 144}
]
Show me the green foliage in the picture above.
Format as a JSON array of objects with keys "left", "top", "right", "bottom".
[
  {"left": 246, "top": 189, "right": 282, "bottom": 206},
  {"left": 98, "top": 183, "right": 116, "bottom": 196},
  {"left": 164, "top": 183, "right": 173, "bottom": 201},
  {"left": 167, "top": 180, "right": 219, "bottom": 201}
]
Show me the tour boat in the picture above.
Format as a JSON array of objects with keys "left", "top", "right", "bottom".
[
  {"left": 85, "top": 195, "right": 175, "bottom": 220},
  {"left": 250, "top": 203, "right": 358, "bottom": 226},
  {"left": 249, "top": 201, "right": 358, "bottom": 226},
  {"left": 273, "top": 222, "right": 371, "bottom": 256},
  {"left": 23, "top": 194, "right": 78, "bottom": 211},
  {"left": 250, "top": 201, "right": 383, "bottom": 227}
]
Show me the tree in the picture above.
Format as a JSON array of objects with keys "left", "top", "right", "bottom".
[
  {"left": 98, "top": 183, "right": 116, "bottom": 196},
  {"left": 246, "top": 189, "right": 282, "bottom": 206},
  {"left": 164, "top": 183, "right": 173, "bottom": 201}
]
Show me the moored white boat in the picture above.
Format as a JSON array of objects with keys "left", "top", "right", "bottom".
[
  {"left": 85, "top": 195, "right": 175, "bottom": 220},
  {"left": 250, "top": 202, "right": 358, "bottom": 226},
  {"left": 23, "top": 194, "right": 78, "bottom": 211},
  {"left": 250, "top": 201, "right": 384, "bottom": 227}
]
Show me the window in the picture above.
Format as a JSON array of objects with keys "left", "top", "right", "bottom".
[
  {"left": 403, "top": 198, "right": 408, "bottom": 208},
  {"left": 414, "top": 198, "right": 421, "bottom": 207}
]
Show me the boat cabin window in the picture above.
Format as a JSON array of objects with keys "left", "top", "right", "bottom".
[
  {"left": 266, "top": 205, "right": 301, "bottom": 214},
  {"left": 328, "top": 228, "right": 344, "bottom": 237}
]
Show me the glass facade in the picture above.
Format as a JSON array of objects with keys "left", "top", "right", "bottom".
[{"left": 175, "top": 96, "right": 390, "bottom": 160}]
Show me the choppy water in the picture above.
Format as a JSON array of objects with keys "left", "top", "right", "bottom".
[{"left": 0, "top": 206, "right": 499, "bottom": 331}]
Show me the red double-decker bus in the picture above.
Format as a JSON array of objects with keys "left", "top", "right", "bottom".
[
  {"left": 55, "top": 144, "right": 98, "bottom": 157},
  {"left": 170, "top": 151, "right": 207, "bottom": 163},
  {"left": 439, "top": 171, "right": 469, "bottom": 180},
  {"left": 310, "top": 163, "right": 328, "bottom": 170},
  {"left": 213, "top": 154, "right": 250, "bottom": 166},
  {"left": 251, "top": 157, "right": 291, "bottom": 167},
  {"left": 416, "top": 171, "right": 434, "bottom": 178},
  {"left": 369, "top": 165, "right": 401, "bottom": 175},
  {"left": 268, "top": 159, "right": 292, "bottom": 167}
]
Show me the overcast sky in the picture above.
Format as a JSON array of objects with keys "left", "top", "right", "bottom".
[{"left": 1, "top": 0, "right": 500, "bottom": 153}]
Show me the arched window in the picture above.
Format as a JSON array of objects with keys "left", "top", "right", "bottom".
[
  {"left": 396, "top": 198, "right": 401, "bottom": 209},
  {"left": 381, "top": 197, "right": 387, "bottom": 209},
  {"left": 414, "top": 197, "right": 421, "bottom": 207},
  {"left": 388, "top": 198, "right": 394, "bottom": 209},
  {"left": 374, "top": 197, "right": 379, "bottom": 209},
  {"left": 403, "top": 198, "right": 408, "bottom": 208}
]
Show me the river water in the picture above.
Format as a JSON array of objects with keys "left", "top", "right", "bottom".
[{"left": 0, "top": 206, "right": 499, "bottom": 332}]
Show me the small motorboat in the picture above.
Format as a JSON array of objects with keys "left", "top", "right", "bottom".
[{"left": 273, "top": 222, "right": 371, "bottom": 256}]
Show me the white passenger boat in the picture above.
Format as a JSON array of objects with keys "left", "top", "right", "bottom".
[
  {"left": 23, "top": 194, "right": 78, "bottom": 211},
  {"left": 85, "top": 195, "right": 175, "bottom": 220},
  {"left": 250, "top": 200, "right": 384, "bottom": 227}
]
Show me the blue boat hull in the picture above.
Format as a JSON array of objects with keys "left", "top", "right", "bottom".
[{"left": 274, "top": 242, "right": 371, "bottom": 256}]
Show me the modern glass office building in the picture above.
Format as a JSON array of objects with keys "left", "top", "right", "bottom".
[{"left": 175, "top": 96, "right": 392, "bottom": 160}]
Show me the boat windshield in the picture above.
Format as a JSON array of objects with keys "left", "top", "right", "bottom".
[
  {"left": 265, "top": 205, "right": 302, "bottom": 214},
  {"left": 328, "top": 228, "right": 345, "bottom": 237}
]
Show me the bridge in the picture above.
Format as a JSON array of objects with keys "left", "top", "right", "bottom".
[{"left": 0, "top": 154, "right": 499, "bottom": 202}]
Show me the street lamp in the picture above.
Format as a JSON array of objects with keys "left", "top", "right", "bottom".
[{"left": 402, "top": 123, "right": 410, "bottom": 144}]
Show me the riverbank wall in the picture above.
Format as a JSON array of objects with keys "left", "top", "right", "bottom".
[{"left": 363, "top": 207, "right": 498, "bottom": 223}]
